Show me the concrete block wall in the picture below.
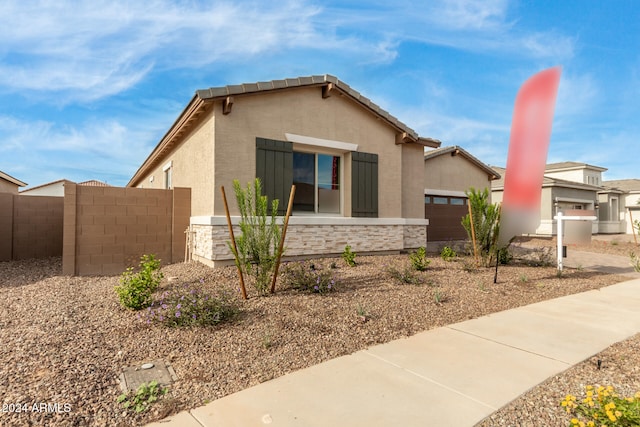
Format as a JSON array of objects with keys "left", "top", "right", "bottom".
[
  {"left": 0, "top": 193, "right": 14, "bottom": 261},
  {"left": 63, "top": 184, "right": 191, "bottom": 276},
  {"left": 0, "top": 193, "right": 63, "bottom": 261}
]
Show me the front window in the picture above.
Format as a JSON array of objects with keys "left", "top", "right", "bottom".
[{"left": 293, "top": 152, "right": 340, "bottom": 213}]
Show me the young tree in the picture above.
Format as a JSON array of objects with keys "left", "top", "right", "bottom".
[
  {"left": 229, "top": 178, "right": 282, "bottom": 294},
  {"left": 461, "top": 187, "right": 501, "bottom": 267}
]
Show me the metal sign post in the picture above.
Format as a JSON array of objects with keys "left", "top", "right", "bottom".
[{"left": 554, "top": 211, "right": 597, "bottom": 272}]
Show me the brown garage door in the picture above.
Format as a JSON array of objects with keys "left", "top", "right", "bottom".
[{"left": 425, "top": 195, "right": 469, "bottom": 241}]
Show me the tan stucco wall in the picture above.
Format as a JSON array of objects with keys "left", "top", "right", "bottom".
[
  {"left": 424, "top": 154, "right": 492, "bottom": 196},
  {"left": 212, "top": 86, "right": 405, "bottom": 218},
  {"left": 137, "top": 111, "right": 215, "bottom": 216},
  {"left": 0, "top": 180, "right": 19, "bottom": 194},
  {"left": 402, "top": 143, "right": 426, "bottom": 218}
]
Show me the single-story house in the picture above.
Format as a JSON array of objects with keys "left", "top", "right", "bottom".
[
  {"left": 0, "top": 170, "right": 27, "bottom": 194},
  {"left": 128, "top": 75, "right": 441, "bottom": 266},
  {"left": 423, "top": 146, "right": 500, "bottom": 242},
  {"left": 21, "top": 179, "right": 111, "bottom": 196}
]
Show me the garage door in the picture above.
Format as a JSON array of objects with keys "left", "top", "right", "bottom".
[{"left": 425, "top": 196, "right": 469, "bottom": 241}]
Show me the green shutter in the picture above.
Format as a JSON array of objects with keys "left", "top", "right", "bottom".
[
  {"left": 256, "top": 138, "right": 293, "bottom": 215},
  {"left": 351, "top": 152, "right": 378, "bottom": 217}
]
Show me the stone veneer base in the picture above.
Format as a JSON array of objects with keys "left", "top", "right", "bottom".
[{"left": 190, "top": 216, "right": 428, "bottom": 266}]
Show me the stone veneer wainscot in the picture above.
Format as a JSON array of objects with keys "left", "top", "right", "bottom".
[{"left": 190, "top": 216, "right": 428, "bottom": 267}]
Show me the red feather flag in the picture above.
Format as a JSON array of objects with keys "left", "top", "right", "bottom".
[{"left": 499, "top": 66, "right": 562, "bottom": 246}]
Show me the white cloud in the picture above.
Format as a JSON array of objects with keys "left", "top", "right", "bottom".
[
  {"left": 0, "top": 113, "right": 170, "bottom": 186},
  {"left": 0, "top": 0, "right": 324, "bottom": 101},
  {"left": 0, "top": 0, "right": 579, "bottom": 103}
]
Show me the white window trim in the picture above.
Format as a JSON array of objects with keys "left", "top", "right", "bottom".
[
  {"left": 285, "top": 133, "right": 358, "bottom": 153},
  {"left": 162, "top": 161, "right": 173, "bottom": 172}
]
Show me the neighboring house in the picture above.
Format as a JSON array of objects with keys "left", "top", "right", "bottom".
[
  {"left": 128, "top": 74, "right": 441, "bottom": 266},
  {"left": 601, "top": 179, "right": 640, "bottom": 234},
  {"left": 0, "top": 170, "right": 27, "bottom": 194},
  {"left": 492, "top": 162, "right": 608, "bottom": 235},
  {"left": 21, "top": 179, "right": 110, "bottom": 196},
  {"left": 423, "top": 146, "right": 500, "bottom": 241}
]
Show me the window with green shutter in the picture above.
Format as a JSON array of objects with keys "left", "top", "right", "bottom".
[{"left": 351, "top": 152, "right": 378, "bottom": 217}]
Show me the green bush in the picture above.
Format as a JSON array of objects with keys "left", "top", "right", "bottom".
[
  {"left": 342, "top": 245, "right": 357, "bottom": 267},
  {"left": 409, "top": 247, "right": 430, "bottom": 271},
  {"left": 281, "top": 261, "right": 338, "bottom": 294},
  {"left": 140, "top": 282, "right": 238, "bottom": 327},
  {"left": 387, "top": 265, "right": 423, "bottom": 285},
  {"left": 117, "top": 380, "right": 168, "bottom": 413},
  {"left": 440, "top": 246, "right": 457, "bottom": 261},
  {"left": 115, "top": 254, "right": 163, "bottom": 310},
  {"left": 229, "top": 178, "right": 282, "bottom": 294}
]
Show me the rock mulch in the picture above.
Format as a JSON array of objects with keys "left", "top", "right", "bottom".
[{"left": 0, "top": 240, "right": 634, "bottom": 426}]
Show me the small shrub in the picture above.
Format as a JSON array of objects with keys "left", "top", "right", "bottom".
[
  {"left": 440, "top": 246, "right": 457, "bottom": 261},
  {"left": 497, "top": 247, "right": 513, "bottom": 265},
  {"left": 117, "top": 380, "right": 168, "bottom": 414},
  {"left": 141, "top": 282, "right": 238, "bottom": 327},
  {"left": 434, "top": 290, "right": 448, "bottom": 304},
  {"left": 342, "top": 245, "right": 357, "bottom": 267},
  {"left": 356, "top": 305, "right": 371, "bottom": 322},
  {"left": 281, "top": 261, "right": 338, "bottom": 294},
  {"left": 560, "top": 384, "right": 640, "bottom": 426},
  {"left": 387, "top": 265, "right": 423, "bottom": 285},
  {"left": 115, "top": 254, "right": 163, "bottom": 310},
  {"left": 409, "top": 247, "right": 430, "bottom": 271},
  {"left": 631, "top": 252, "right": 640, "bottom": 273}
]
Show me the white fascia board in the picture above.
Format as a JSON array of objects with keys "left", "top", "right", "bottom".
[{"left": 285, "top": 133, "right": 358, "bottom": 153}]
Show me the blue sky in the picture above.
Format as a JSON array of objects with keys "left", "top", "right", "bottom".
[{"left": 1, "top": 0, "right": 638, "bottom": 188}]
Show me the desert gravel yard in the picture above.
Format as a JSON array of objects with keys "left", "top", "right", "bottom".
[{"left": 0, "top": 238, "right": 637, "bottom": 426}]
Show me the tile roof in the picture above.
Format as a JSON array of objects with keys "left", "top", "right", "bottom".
[
  {"left": 545, "top": 161, "right": 607, "bottom": 172},
  {"left": 197, "top": 74, "right": 440, "bottom": 146},
  {"left": 602, "top": 179, "right": 640, "bottom": 192},
  {"left": 491, "top": 166, "right": 602, "bottom": 191}
]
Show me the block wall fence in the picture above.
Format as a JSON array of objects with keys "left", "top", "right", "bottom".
[
  {"left": 62, "top": 184, "right": 191, "bottom": 276},
  {"left": 0, "top": 193, "right": 64, "bottom": 261}
]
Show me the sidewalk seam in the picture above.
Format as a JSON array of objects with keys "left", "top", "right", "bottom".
[{"left": 362, "top": 350, "right": 497, "bottom": 411}]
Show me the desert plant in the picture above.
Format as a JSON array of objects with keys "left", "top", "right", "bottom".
[
  {"left": 461, "top": 187, "right": 501, "bottom": 267},
  {"left": 387, "top": 265, "right": 423, "bottom": 285},
  {"left": 631, "top": 252, "right": 640, "bottom": 273},
  {"left": 560, "top": 384, "right": 640, "bottom": 426},
  {"left": 356, "top": 305, "right": 371, "bottom": 322},
  {"left": 434, "top": 290, "right": 448, "bottom": 304},
  {"left": 342, "top": 245, "right": 357, "bottom": 267},
  {"left": 497, "top": 246, "right": 513, "bottom": 265},
  {"left": 117, "top": 380, "right": 168, "bottom": 414},
  {"left": 115, "top": 254, "right": 163, "bottom": 310},
  {"left": 409, "top": 247, "right": 430, "bottom": 271},
  {"left": 140, "top": 282, "right": 238, "bottom": 327},
  {"left": 280, "top": 261, "right": 337, "bottom": 294},
  {"left": 229, "top": 178, "right": 282, "bottom": 294},
  {"left": 440, "top": 246, "right": 457, "bottom": 261}
]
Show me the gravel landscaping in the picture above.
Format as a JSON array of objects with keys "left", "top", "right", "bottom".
[{"left": 0, "top": 237, "right": 637, "bottom": 426}]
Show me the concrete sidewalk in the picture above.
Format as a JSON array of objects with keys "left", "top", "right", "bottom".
[{"left": 147, "top": 278, "right": 640, "bottom": 427}]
